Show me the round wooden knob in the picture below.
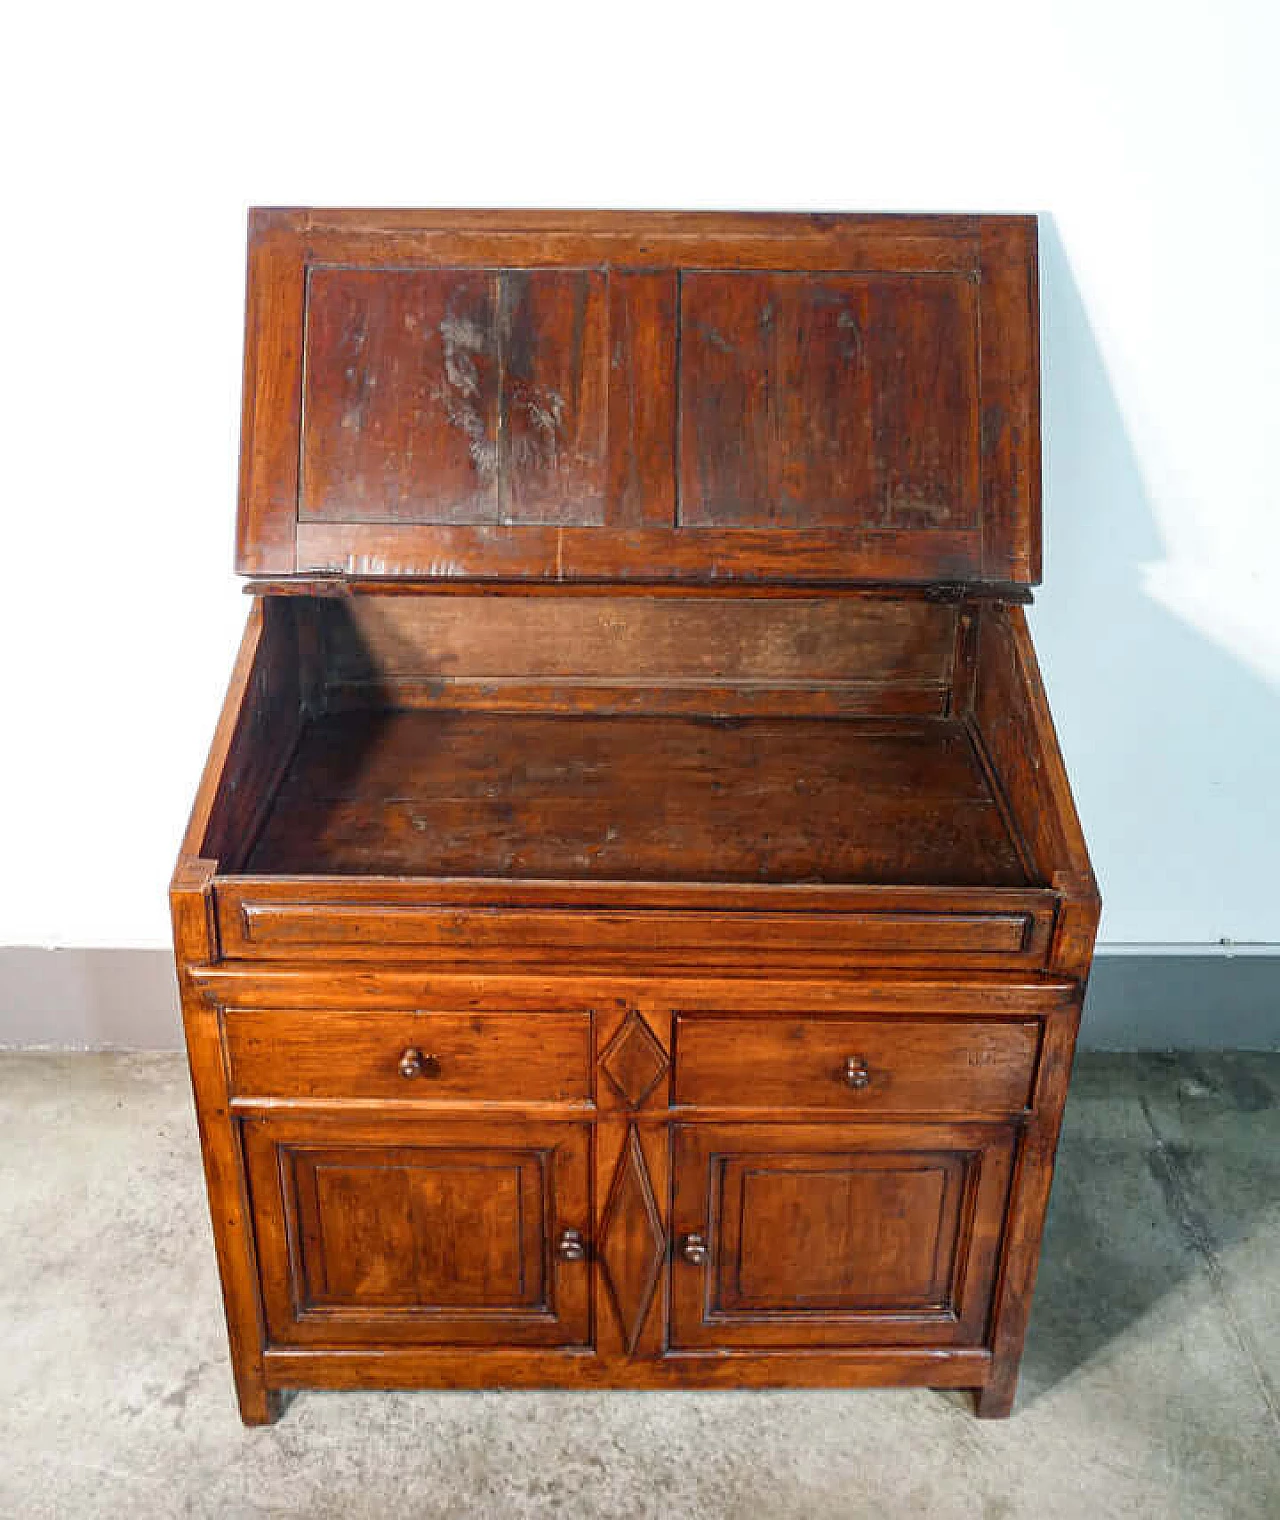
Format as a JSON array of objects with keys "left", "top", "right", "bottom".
[
  {"left": 681, "top": 1233, "right": 710, "bottom": 1266},
  {"left": 557, "top": 1228, "right": 587, "bottom": 1262},
  {"left": 843, "top": 1055, "right": 871, "bottom": 1090},
  {"left": 398, "top": 1048, "right": 424, "bottom": 1079},
  {"left": 398, "top": 1048, "right": 440, "bottom": 1080}
]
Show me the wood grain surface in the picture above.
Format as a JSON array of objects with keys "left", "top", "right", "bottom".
[
  {"left": 237, "top": 210, "right": 1040, "bottom": 584},
  {"left": 244, "top": 710, "right": 1029, "bottom": 886},
  {"left": 176, "top": 209, "right": 1094, "bottom": 1423}
]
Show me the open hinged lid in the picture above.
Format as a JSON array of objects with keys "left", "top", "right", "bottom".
[{"left": 237, "top": 210, "right": 1041, "bottom": 586}]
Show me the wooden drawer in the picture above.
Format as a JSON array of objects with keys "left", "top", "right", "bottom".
[
  {"left": 673, "top": 1014, "right": 1041, "bottom": 1116},
  {"left": 212, "top": 881, "right": 1059, "bottom": 971},
  {"left": 222, "top": 1008, "right": 593, "bottom": 1105}
]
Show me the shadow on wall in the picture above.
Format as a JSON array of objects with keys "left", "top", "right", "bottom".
[{"left": 1032, "top": 216, "right": 1280, "bottom": 1013}]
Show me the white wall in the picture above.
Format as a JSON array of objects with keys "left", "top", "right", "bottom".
[{"left": 3, "top": 0, "right": 1276, "bottom": 951}]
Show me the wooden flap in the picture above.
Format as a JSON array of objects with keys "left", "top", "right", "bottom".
[{"left": 237, "top": 210, "right": 1041, "bottom": 585}]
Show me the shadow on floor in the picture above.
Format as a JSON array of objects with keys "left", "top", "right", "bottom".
[{"left": 1019, "top": 1052, "right": 1280, "bottom": 1405}]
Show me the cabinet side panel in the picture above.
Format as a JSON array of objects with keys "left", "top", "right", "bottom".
[
  {"left": 970, "top": 606, "right": 1098, "bottom": 933},
  {"left": 170, "top": 867, "right": 279, "bottom": 1423},
  {"left": 199, "top": 600, "right": 305, "bottom": 870},
  {"left": 976, "top": 997, "right": 1083, "bottom": 1415}
]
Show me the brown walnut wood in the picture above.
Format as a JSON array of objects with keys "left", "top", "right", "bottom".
[
  {"left": 669, "top": 1120, "right": 1016, "bottom": 1350},
  {"left": 223, "top": 1008, "right": 593, "bottom": 1105},
  {"left": 243, "top": 710, "right": 1030, "bottom": 886},
  {"left": 174, "top": 209, "right": 1097, "bottom": 1425},
  {"left": 236, "top": 210, "right": 1040, "bottom": 586},
  {"left": 672, "top": 1014, "right": 1041, "bottom": 1116}
]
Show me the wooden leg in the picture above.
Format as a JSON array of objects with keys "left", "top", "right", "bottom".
[
  {"left": 235, "top": 1373, "right": 285, "bottom": 1426},
  {"left": 973, "top": 1373, "right": 1017, "bottom": 1419},
  {"left": 175, "top": 872, "right": 282, "bottom": 1431},
  {"left": 972, "top": 1003, "right": 1083, "bottom": 1424}
]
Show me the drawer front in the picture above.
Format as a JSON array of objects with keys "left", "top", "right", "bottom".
[
  {"left": 223, "top": 1008, "right": 593, "bottom": 1104},
  {"left": 243, "top": 1113, "right": 592, "bottom": 1348},
  {"left": 673, "top": 1014, "right": 1040, "bottom": 1116},
  {"left": 213, "top": 882, "right": 1058, "bottom": 970}
]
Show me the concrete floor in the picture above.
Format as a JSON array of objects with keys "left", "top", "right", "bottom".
[{"left": 0, "top": 1054, "right": 1276, "bottom": 1520}]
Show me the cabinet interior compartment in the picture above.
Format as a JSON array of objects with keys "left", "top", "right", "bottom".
[{"left": 197, "top": 590, "right": 1065, "bottom": 894}]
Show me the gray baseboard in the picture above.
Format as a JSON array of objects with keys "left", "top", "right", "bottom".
[
  {"left": 0, "top": 946, "right": 1276, "bottom": 1052},
  {"left": 1081, "top": 952, "right": 1280, "bottom": 1050},
  {"left": 0, "top": 948, "right": 182, "bottom": 1050}
]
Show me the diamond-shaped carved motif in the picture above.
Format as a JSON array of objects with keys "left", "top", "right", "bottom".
[
  {"left": 599, "top": 1127, "right": 666, "bottom": 1353},
  {"left": 599, "top": 1011, "right": 669, "bottom": 1108}
]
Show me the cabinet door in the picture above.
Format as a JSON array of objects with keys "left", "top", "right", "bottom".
[
  {"left": 670, "top": 1122, "right": 1016, "bottom": 1349},
  {"left": 243, "top": 1115, "right": 591, "bottom": 1348}
]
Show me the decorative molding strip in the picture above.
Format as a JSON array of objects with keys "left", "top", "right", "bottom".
[{"left": 0, "top": 947, "right": 1277, "bottom": 1052}]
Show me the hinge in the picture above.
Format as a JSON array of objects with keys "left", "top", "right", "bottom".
[
  {"left": 924, "top": 582, "right": 1034, "bottom": 605},
  {"left": 241, "top": 573, "right": 351, "bottom": 597}
]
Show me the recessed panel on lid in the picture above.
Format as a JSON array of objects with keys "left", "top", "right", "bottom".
[
  {"left": 301, "top": 268, "right": 609, "bottom": 526},
  {"left": 237, "top": 211, "right": 1040, "bottom": 582},
  {"left": 678, "top": 273, "right": 981, "bottom": 531}
]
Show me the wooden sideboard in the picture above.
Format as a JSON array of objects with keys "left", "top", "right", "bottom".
[{"left": 172, "top": 210, "right": 1098, "bottom": 1423}]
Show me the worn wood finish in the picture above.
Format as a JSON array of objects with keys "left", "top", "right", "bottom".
[
  {"left": 243, "top": 576, "right": 1034, "bottom": 604},
  {"left": 193, "top": 599, "right": 304, "bottom": 866},
  {"left": 314, "top": 590, "right": 958, "bottom": 718},
  {"left": 237, "top": 210, "right": 1040, "bottom": 585},
  {"left": 606, "top": 273, "right": 678, "bottom": 527},
  {"left": 244, "top": 711, "right": 1029, "bottom": 886},
  {"left": 175, "top": 209, "right": 1097, "bottom": 1423},
  {"left": 678, "top": 273, "right": 980, "bottom": 531},
  {"left": 301, "top": 268, "right": 610, "bottom": 527},
  {"left": 316, "top": 592, "right": 958, "bottom": 689},
  {"left": 292, "top": 521, "right": 984, "bottom": 584}
]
